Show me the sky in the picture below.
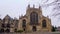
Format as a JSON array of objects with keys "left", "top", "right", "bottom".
[{"left": 0, "top": 0, "right": 60, "bottom": 27}]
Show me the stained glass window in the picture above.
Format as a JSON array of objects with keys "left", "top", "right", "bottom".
[{"left": 30, "top": 12, "right": 38, "bottom": 25}]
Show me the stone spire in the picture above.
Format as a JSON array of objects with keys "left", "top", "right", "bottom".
[
  {"left": 28, "top": 4, "right": 30, "bottom": 8},
  {"left": 47, "top": 15, "right": 49, "bottom": 18},
  {"left": 33, "top": 4, "right": 35, "bottom": 8},
  {"left": 39, "top": 5, "right": 41, "bottom": 9}
]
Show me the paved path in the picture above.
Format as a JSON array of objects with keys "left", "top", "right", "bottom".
[{"left": 0, "top": 32, "right": 60, "bottom": 34}]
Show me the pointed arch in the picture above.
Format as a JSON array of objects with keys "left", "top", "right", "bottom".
[
  {"left": 22, "top": 19, "right": 26, "bottom": 27},
  {"left": 30, "top": 12, "right": 38, "bottom": 25},
  {"left": 42, "top": 19, "right": 47, "bottom": 28},
  {"left": 22, "top": 19, "right": 26, "bottom": 31}
]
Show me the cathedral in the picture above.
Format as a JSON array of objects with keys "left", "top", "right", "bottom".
[{"left": 0, "top": 5, "right": 52, "bottom": 32}]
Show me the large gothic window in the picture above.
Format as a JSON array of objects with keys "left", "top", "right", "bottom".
[
  {"left": 22, "top": 19, "right": 26, "bottom": 28},
  {"left": 42, "top": 20, "right": 47, "bottom": 28},
  {"left": 30, "top": 12, "right": 38, "bottom": 25}
]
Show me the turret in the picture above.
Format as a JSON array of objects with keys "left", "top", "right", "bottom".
[
  {"left": 33, "top": 4, "right": 35, "bottom": 8},
  {"left": 28, "top": 4, "right": 30, "bottom": 8},
  {"left": 39, "top": 5, "right": 41, "bottom": 9}
]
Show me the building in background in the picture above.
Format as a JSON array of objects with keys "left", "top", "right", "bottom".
[
  {"left": 0, "top": 15, "right": 18, "bottom": 32},
  {"left": 56, "top": 26, "right": 60, "bottom": 32}
]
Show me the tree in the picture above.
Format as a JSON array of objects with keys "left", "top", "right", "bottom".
[
  {"left": 52, "top": 26, "right": 57, "bottom": 32},
  {"left": 41, "top": 0, "right": 60, "bottom": 17}
]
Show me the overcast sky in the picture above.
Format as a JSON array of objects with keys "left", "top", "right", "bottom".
[{"left": 0, "top": 0, "right": 60, "bottom": 27}]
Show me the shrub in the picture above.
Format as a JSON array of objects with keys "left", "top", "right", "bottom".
[
  {"left": 51, "top": 26, "right": 57, "bottom": 32},
  {"left": 17, "top": 30, "right": 23, "bottom": 33}
]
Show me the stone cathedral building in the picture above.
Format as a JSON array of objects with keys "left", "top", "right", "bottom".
[{"left": 0, "top": 5, "right": 52, "bottom": 32}]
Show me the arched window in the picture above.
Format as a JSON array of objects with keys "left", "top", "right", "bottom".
[
  {"left": 30, "top": 12, "right": 38, "bottom": 25},
  {"left": 42, "top": 20, "right": 47, "bottom": 28},
  {"left": 22, "top": 19, "right": 26, "bottom": 31},
  {"left": 22, "top": 19, "right": 26, "bottom": 28}
]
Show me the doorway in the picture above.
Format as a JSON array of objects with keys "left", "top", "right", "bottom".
[
  {"left": 32, "top": 26, "right": 36, "bottom": 31},
  {"left": 5, "top": 29, "right": 10, "bottom": 32}
]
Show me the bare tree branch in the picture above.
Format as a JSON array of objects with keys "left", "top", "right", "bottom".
[{"left": 43, "top": 0, "right": 49, "bottom": 3}]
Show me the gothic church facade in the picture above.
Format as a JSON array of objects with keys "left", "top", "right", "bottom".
[{"left": 18, "top": 5, "right": 52, "bottom": 32}]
